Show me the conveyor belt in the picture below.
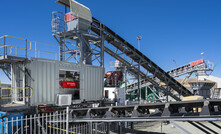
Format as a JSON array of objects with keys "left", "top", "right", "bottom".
[
  {"left": 168, "top": 60, "right": 212, "bottom": 77},
  {"left": 91, "top": 18, "right": 192, "bottom": 98},
  {"left": 61, "top": 99, "right": 221, "bottom": 121},
  {"left": 93, "top": 40, "right": 180, "bottom": 101},
  {"left": 127, "top": 60, "right": 212, "bottom": 94},
  {"left": 56, "top": 0, "right": 192, "bottom": 100}
]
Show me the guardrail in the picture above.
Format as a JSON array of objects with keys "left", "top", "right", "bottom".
[
  {"left": 0, "top": 108, "right": 108, "bottom": 134},
  {"left": 0, "top": 35, "right": 59, "bottom": 60},
  {"left": 0, "top": 87, "right": 33, "bottom": 99}
]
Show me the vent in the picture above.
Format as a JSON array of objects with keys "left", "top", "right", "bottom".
[{"left": 57, "top": 94, "right": 72, "bottom": 106}]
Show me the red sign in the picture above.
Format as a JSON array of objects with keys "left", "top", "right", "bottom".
[
  {"left": 190, "top": 59, "right": 204, "bottom": 66},
  {"left": 59, "top": 81, "right": 77, "bottom": 88}
]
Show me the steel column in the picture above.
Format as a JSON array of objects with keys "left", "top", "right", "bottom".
[
  {"left": 89, "top": 122, "right": 92, "bottom": 134},
  {"left": 66, "top": 107, "right": 69, "bottom": 134},
  {"left": 138, "top": 62, "right": 141, "bottom": 103},
  {"left": 59, "top": 38, "right": 64, "bottom": 61},
  {"left": 4, "top": 36, "right": 6, "bottom": 58},
  {"left": 25, "top": 39, "right": 27, "bottom": 58},
  {"left": 124, "top": 66, "right": 127, "bottom": 105},
  {"left": 106, "top": 122, "right": 110, "bottom": 134},
  {"left": 95, "top": 123, "right": 98, "bottom": 134},
  {"left": 100, "top": 24, "right": 104, "bottom": 68},
  {"left": 130, "top": 122, "right": 134, "bottom": 129},
  {"left": 118, "top": 122, "right": 122, "bottom": 134}
]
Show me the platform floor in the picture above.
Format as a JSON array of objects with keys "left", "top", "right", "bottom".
[
  {"left": 0, "top": 103, "right": 29, "bottom": 111},
  {"left": 0, "top": 55, "right": 27, "bottom": 63}
]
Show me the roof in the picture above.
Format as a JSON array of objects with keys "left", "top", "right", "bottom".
[
  {"left": 56, "top": 0, "right": 70, "bottom": 7},
  {"left": 57, "top": 0, "right": 92, "bottom": 22},
  {"left": 160, "top": 78, "right": 217, "bottom": 89},
  {"left": 177, "top": 78, "right": 217, "bottom": 88}
]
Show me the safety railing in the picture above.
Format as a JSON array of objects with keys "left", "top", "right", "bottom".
[
  {"left": 0, "top": 87, "right": 33, "bottom": 99},
  {"left": 0, "top": 108, "right": 108, "bottom": 134},
  {"left": 52, "top": 11, "right": 100, "bottom": 36},
  {"left": 52, "top": 11, "right": 66, "bottom": 35},
  {"left": 0, "top": 35, "right": 59, "bottom": 60}
]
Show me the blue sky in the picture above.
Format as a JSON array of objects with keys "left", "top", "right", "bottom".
[{"left": 0, "top": 0, "right": 221, "bottom": 83}]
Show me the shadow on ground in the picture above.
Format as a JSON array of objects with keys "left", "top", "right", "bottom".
[{"left": 112, "top": 127, "right": 166, "bottom": 134}]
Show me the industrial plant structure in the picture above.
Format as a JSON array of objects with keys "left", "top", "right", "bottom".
[{"left": 0, "top": 0, "right": 221, "bottom": 134}]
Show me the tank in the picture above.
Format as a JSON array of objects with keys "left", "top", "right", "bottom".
[{"left": 0, "top": 111, "right": 24, "bottom": 134}]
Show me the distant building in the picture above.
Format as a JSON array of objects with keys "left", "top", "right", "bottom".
[{"left": 176, "top": 76, "right": 221, "bottom": 99}]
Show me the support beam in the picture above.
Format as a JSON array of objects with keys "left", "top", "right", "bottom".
[
  {"left": 106, "top": 123, "right": 110, "bottom": 134},
  {"left": 17, "top": 65, "right": 34, "bottom": 81},
  {"left": 200, "top": 100, "right": 211, "bottom": 116}
]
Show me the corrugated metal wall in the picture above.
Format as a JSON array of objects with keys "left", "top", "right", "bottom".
[
  {"left": 29, "top": 58, "right": 103, "bottom": 105},
  {"left": 30, "top": 59, "right": 58, "bottom": 105},
  {"left": 81, "top": 65, "right": 103, "bottom": 101}
]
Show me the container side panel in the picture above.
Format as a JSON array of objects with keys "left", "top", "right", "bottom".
[
  {"left": 31, "top": 59, "right": 58, "bottom": 105},
  {"left": 81, "top": 65, "right": 103, "bottom": 101}
]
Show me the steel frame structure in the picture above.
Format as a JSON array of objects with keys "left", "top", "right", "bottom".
[
  {"left": 91, "top": 18, "right": 193, "bottom": 101},
  {"left": 128, "top": 61, "right": 213, "bottom": 100},
  {"left": 56, "top": 0, "right": 195, "bottom": 101},
  {"left": 127, "top": 59, "right": 213, "bottom": 100},
  {"left": 49, "top": 99, "right": 221, "bottom": 122},
  {"left": 168, "top": 61, "right": 213, "bottom": 78},
  {"left": 52, "top": 11, "right": 105, "bottom": 67}
]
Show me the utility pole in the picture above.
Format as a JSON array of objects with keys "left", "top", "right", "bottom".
[
  {"left": 136, "top": 36, "right": 142, "bottom": 51},
  {"left": 201, "top": 52, "right": 204, "bottom": 60},
  {"left": 173, "top": 59, "right": 178, "bottom": 68},
  {"left": 136, "top": 36, "right": 142, "bottom": 103}
]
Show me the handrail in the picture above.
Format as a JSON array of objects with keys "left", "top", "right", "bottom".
[
  {"left": 0, "top": 45, "right": 12, "bottom": 54},
  {"left": 0, "top": 35, "right": 32, "bottom": 50},
  {"left": 0, "top": 44, "right": 30, "bottom": 51},
  {"left": 0, "top": 44, "right": 58, "bottom": 55},
  {"left": 0, "top": 87, "right": 33, "bottom": 99},
  {"left": 0, "top": 35, "right": 59, "bottom": 60}
]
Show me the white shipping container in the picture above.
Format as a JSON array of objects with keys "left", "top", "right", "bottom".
[{"left": 28, "top": 58, "right": 104, "bottom": 105}]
